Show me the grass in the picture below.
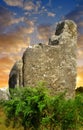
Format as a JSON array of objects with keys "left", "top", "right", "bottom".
[
  {"left": 0, "top": 107, "right": 83, "bottom": 130},
  {"left": 0, "top": 107, "right": 23, "bottom": 130}
]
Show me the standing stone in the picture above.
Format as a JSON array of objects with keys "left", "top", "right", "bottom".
[
  {"left": 22, "top": 20, "right": 77, "bottom": 98},
  {"left": 9, "top": 59, "right": 23, "bottom": 89}
]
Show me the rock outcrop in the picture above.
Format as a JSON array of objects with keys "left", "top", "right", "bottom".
[
  {"left": 9, "top": 20, "right": 77, "bottom": 98},
  {"left": 9, "top": 59, "right": 23, "bottom": 89},
  {"left": 0, "top": 88, "right": 9, "bottom": 100}
]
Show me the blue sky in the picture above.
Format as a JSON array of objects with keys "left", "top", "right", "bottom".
[{"left": 0, "top": 0, "right": 83, "bottom": 87}]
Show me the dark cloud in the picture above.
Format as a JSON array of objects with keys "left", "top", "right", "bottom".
[
  {"left": 0, "top": 6, "right": 24, "bottom": 34},
  {"left": 0, "top": 6, "right": 12, "bottom": 31},
  {"left": 65, "top": 2, "right": 83, "bottom": 34}
]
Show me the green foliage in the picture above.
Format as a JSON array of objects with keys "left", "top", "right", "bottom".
[
  {"left": 75, "top": 93, "right": 83, "bottom": 128},
  {"left": 3, "top": 86, "right": 49, "bottom": 130},
  {"left": 1, "top": 84, "right": 83, "bottom": 130}
]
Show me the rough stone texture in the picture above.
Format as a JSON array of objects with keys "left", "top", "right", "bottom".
[
  {"left": 0, "top": 88, "right": 9, "bottom": 100},
  {"left": 22, "top": 20, "right": 77, "bottom": 98},
  {"left": 9, "top": 59, "right": 23, "bottom": 89},
  {"left": 8, "top": 20, "right": 77, "bottom": 98}
]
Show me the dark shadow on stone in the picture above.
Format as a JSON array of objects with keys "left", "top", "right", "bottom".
[
  {"left": 51, "top": 40, "right": 59, "bottom": 45},
  {"left": 48, "top": 39, "right": 59, "bottom": 46},
  {"left": 55, "top": 22, "right": 65, "bottom": 35},
  {"left": 9, "top": 74, "right": 17, "bottom": 89},
  {"left": 38, "top": 43, "right": 44, "bottom": 48}
]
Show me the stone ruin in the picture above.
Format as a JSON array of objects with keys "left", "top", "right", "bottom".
[{"left": 9, "top": 20, "right": 77, "bottom": 98}]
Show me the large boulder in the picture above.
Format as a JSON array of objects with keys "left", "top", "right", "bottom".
[{"left": 22, "top": 20, "right": 77, "bottom": 98}]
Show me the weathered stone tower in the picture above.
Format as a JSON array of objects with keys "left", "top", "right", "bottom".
[{"left": 9, "top": 20, "right": 77, "bottom": 98}]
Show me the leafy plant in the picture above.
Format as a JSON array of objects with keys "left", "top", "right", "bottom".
[
  {"left": 3, "top": 85, "right": 49, "bottom": 130},
  {"left": 0, "top": 84, "right": 83, "bottom": 130}
]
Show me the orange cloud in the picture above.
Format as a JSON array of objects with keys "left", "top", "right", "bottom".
[
  {"left": 0, "top": 25, "right": 31, "bottom": 88},
  {"left": 76, "top": 66, "right": 83, "bottom": 87},
  {"left": 0, "top": 56, "right": 14, "bottom": 88},
  {"left": 0, "top": 34, "right": 28, "bottom": 54}
]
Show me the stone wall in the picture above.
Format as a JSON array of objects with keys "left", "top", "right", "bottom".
[{"left": 9, "top": 20, "right": 77, "bottom": 98}]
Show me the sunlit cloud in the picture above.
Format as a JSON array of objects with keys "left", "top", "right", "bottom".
[
  {"left": 10, "top": 17, "right": 24, "bottom": 25},
  {"left": 77, "top": 48, "right": 83, "bottom": 59},
  {"left": 24, "top": 1, "right": 35, "bottom": 11},
  {"left": 37, "top": 25, "right": 52, "bottom": 41},
  {"left": 24, "top": 0, "right": 41, "bottom": 13},
  {"left": 0, "top": 56, "right": 14, "bottom": 87},
  {"left": 3, "top": 0, "right": 23, "bottom": 7},
  {"left": 77, "top": 66, "right": 83, "bottom": 87},
  {"left": 0, "top": 34, "right": 27, "bottom": 54},
  {"left": 47, "top": 12, "right": 56, "bottom": 17}
]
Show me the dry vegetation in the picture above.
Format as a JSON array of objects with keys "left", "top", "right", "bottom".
[{"left": 0, "top": 108, "right": 23, "bottom": 130}]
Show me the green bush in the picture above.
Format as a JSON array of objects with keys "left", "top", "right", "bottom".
[{"left": 1, "top": 84, "right": 83, "bottom": 130}]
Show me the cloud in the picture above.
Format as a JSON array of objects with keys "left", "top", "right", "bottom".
[
  {"left": 24, "top": 1, "right": 35, "bottom": 11},
  {"left": 24, "top": 0, "right": 41, "bottom": 13},
  {"left": 16, "top": 25, "right": 34, "bottom": 35},
  {"left": 0, "top": 33, "right": 29, "bottom": 55},
  {"left": 77, "top": 34, "right": 83, "bottom": 66},
  {"left": 0, "top": 56, "right": 14, "bottom": 87},
  {"left": 78, "top": 34, "right": 83, "bottom": 47},
  {"left": 0, "top": 6, "right": 25, "bottom": 34},
  {"left": 24, "top": 19, "right": 35, "bottom": 33},
  {"left": 10, "top": 17, "right": 24, "bottom": 25},
  {"left": 3, "top": 0, "right": 23, "bottom": 7},
  {"left": 65, "top": 3, "right": 83, "bottom": 34},
  {"left": 47, "top": 12, "right": 56, "bottom": 17},
  {"left": 78, "top": 48, "right": 83, "bottom": 59},
  {"left": 78, "top": 22, "right": 83, "bottom": 27},
  {"left": 0, "top": 6, "right": 12, "bottom": 31},
  {"left": 0, "top": 26, "right": 31, "bottom": 87},
  {"left": 0, "top": 5, "right": 35, "bottom": 35},
  {"left": 77, "top": 66, "right": 83, "bottom": 87},
  {"left": 37, "top": 25, "right": 52, "bottom": 41},
  {"left": 0, "top": 29, "right": 31, "bottom": 87}
]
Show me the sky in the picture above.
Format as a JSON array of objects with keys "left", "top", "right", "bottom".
[{"left": 0, "top": 0, "right": 83, "bottom": 88}]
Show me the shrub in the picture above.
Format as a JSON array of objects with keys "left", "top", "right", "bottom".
[{"left": 0, "top": 84, "right": 83, "bottom": 130}]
